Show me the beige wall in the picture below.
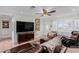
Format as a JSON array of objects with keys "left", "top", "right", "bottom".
[{"left": 0, "top": 15, "right": 12, "bottom": 40}]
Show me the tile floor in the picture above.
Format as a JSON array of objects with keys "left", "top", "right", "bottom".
[{"left": 0, "top": 38, "right": 13, "bottom": 52}]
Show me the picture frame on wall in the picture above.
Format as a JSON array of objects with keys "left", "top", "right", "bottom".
[
  {"left": 2, "top": 21, "right": 9, "bottom": 28},
  {"left": 35, "top": 18, "right": 40, "bottom": 31}
]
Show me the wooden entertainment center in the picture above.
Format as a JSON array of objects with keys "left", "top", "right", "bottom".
[{"left": 17, "top": 31, "right": 34, "bottom": 44}]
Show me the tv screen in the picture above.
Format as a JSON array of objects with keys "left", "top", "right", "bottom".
[{"left": 16, "top": 21, "right": 34, "bottom": 32}]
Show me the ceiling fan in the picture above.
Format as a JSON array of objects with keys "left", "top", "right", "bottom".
[
  {"left": 42, "top": 9, "right": 56, "bottom": 16},
  {"left": 30, "top": 6, "right": 56, "bottom": 16},
  {"left": 36, "top": 9, "right": 56, "bottom": 16}
]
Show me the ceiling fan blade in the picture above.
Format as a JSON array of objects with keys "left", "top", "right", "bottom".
[
  {"left": 36, "top": 13, "right": 42, "bottom": 14},
  {"left": 48, "top": 10, "right": 56, "bottom": 13},
  {"left": 47, "top": 14, "right": 51, "bottom": 16}
]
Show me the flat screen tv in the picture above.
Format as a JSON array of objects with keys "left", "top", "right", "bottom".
[{"left": 16, "top": 21, "right": 34, "bottom": 32}]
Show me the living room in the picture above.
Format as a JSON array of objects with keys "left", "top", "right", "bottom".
[{"left": 0, "top": 6, "right": 79, "bottom": 53}]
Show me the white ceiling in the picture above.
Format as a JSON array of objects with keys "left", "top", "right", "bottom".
[{"left": 0, "top": 6, "right": 79, "bottom": 18}]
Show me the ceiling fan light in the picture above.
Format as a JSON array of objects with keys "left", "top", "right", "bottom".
[{"left": 43, "top": 14, "right": 48, "bottom": 16}]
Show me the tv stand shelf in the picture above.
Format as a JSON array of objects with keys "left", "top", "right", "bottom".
[{"left": 17, "top": 32, "right": 34, "bottom": 44}]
